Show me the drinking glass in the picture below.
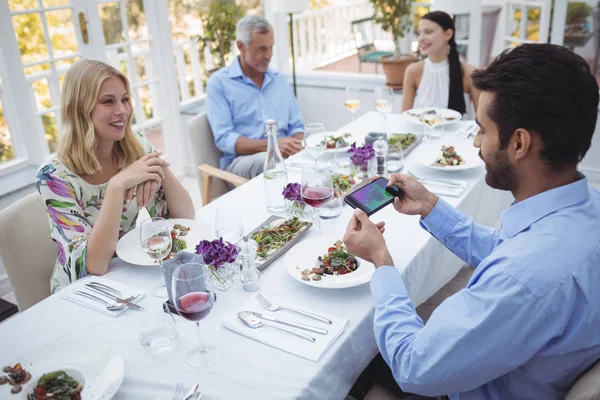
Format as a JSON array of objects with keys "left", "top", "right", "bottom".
[
  {"left": 374, "top": 87, "right": 394, "bottom": 131},
  {"left": 139, "top": 306, "right": 178, "bottom": 356},
  {"left": 172, "top": 262, "right": 220, "bottom": 368},
  {"left": 420, "top": 104, "right": 444, "bottom": 140},
  {"left": 215, "top": 205, "right": 243, "bottom": 243},
  {"left": 303, "top": 123, "right": 327, "bottom": 165},
  {"left": 140, "top": 217, "right": 172, "bottom": 298},
  {"left": 387, "top": 144, "right": 405, "bottom": 172},
  {"left": 344, "top": 87, "right": 361, "bottom": 133},
  {"left": 301, "top": 166, "right": 334, "bottom": 234}
]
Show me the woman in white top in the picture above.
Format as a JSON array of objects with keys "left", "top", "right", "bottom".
[{"left": 401, "top": 11, "right": 480, "bottom": 114}]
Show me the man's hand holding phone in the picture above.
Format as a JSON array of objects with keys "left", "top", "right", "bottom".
[{"left": 387, "top": 174, "right": 439, "bottom": 218}]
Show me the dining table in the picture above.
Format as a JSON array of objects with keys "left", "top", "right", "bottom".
[{"left": 0, "top": 111, "right": 514, "bottom": 400}]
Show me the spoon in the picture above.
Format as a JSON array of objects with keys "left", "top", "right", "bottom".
[
  {"left": 73, "top": 291, "right": 126, "bottom": 311},
  {"left": 237, "top": 311, "right": 316, "bottom": 342}
]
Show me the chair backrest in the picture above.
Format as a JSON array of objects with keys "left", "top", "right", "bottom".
[
  {"left": 351, "top": 17, "right": 376, "bottom": 52},
  {"left": 0, "top": 192, "right": 57, "bottom": 311},
  {"left": 565, "top": 359, "right": 600, "bottom": 400},
  {"left": 187, "top": 112, "right": 230, "bottom": 200}
]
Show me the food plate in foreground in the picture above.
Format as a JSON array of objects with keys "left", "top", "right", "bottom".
[{"left": 284, "top": 236, "right": 374, "bottom": 289}]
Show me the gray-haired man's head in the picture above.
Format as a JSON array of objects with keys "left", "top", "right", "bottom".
[{"left": 236, "top": 15, "right": 274, "bottom": 74}]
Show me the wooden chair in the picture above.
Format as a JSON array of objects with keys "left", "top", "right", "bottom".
[
  {"left": 187, "top": 112, "right": 248, "bottom": 206},
  {"left": 0, "top": 193, "right": 57, "bottom": 311},
  {"left": 351, "top": 17, "right": 394, "bottom": 73}
]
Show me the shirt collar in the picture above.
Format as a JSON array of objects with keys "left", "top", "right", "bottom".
[
  {"left": 501, "top": 173, "right": 591, "bottom": 238},
  {"left": 227, "top": 56, "right": 278, "bottom": 81}
]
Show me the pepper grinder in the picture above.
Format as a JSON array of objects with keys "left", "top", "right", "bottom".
[{"left": 239, "top": 235, "right": 260, "bottom": 292}]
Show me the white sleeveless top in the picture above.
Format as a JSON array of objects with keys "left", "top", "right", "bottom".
[{"left": 413, "top": 57, "right": 450, "bottom": 109}]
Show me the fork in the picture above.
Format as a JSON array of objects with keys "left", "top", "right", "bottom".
[
  {"left": 172, "top": 382, "right": 184, "bottom": 400},
  {"left": 460, "top": 123, "right": 479, "bottom": 139},
  {"left": 255, "top": 293, "right": 332, "bottom": 325}
]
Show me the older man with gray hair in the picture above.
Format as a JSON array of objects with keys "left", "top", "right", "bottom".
[{"left": 205, "top": 15, "right": 305, "bottom": 179}]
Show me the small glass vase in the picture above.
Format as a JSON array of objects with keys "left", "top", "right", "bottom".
[
  {"left": 205, "top": 262, "right": 240, "bottom": 292},
  {"left": 286, "top": 199, "right": 312, "bottom": 221},
  {"left": 351, "top": 164, "right": 369, "bottom": 179}
]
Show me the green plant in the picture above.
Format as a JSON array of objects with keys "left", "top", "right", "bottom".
[
  {"left": 199, "top": 2, "right": 245, "bottom": 69},
  {"left": 370, "top": 0, "right": 413, "bottom": 57},
  {"left": 566, "top": 2, "right": 592, "bottom": 26}
]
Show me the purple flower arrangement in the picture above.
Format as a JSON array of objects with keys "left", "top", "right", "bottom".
[
  {"left": 282, "top": 183, "right": 304, "bottom": 203},
  {"left": 348, "top": 143, "right": 375, "bottom": 171},
  {"left": 195, "top": 237, "right": 239, "bottom": 270}
]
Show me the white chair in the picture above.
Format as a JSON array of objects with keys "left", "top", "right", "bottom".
[
  {"left": 565, "top": 359, "right": 600, "bottom": 400},
  {"left": 187, "top": 112, "right": 248, "bottom": 205},
  {"left": 0, "top": 193, "right": 57, "bottom": 311}
]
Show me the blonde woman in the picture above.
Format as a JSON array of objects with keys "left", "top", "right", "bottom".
[{"left": 35, "top": 59, "right": 195, "bottom": 293}]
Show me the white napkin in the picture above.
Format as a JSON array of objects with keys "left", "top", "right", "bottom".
[
  {"left": 60, "top": 276, "right": 145, "bottom": 317},
  {"left": 423, "top": 181, "right": 468, "bottom": 197},
  {"left": 222, "top": 294, "right": 349, "bottom": 362}
]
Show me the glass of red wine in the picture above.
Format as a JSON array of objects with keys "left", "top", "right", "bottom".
[
  {"left": 301, "top": 166, "right": 334, "bottom": 234},
  {"left": 172, "top": 262, "right": 220, "bottom": 368}
]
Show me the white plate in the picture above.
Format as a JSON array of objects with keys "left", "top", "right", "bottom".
[
  {"left": 9, "top": 341, "right": 124, "bottom": 400},
  {"left": 116, "top": 218, "right": 208, "bottom": 266},
  {"left": 414, "top": 139, "right": 484, "bottom": 172},
  {"left": 402, "top": 107, "right": 463, "bottom": 127},
  {"left": 284, "top": 236, "right": 374, "bottom": 289},
  {"left": 324, "top": 132, "right": 360, "bottom": 153}
]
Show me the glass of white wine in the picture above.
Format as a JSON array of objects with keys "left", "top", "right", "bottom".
[
  {"left": 140, "top": 217, "right": 172, "bottom": 298},
  {"left": 374, "top": 87, "right": 394, "bottom": 131},
  {"left": 344, "top": 87, "right": 361, "bottom": 133},
  {"left": 303, "top": 123, "right": 327, "bottom": 165}
]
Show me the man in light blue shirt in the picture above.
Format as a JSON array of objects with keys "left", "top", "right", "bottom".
[
  {"left": 343, "top": 44, "right": 600, "bottom": 399},
  {"left": 205, "top": 15, "right": 304, "bottom": 179}
]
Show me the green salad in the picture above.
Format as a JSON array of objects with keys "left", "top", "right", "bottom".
[
  {"left": 388, "top": 133, "right": 417, "bottom": 151},
  {"left": 252, "top": 217, "right": 307, "bottom": 258},
  {"left": 28, "top": 370, "right": 83, "bottom": 399}
]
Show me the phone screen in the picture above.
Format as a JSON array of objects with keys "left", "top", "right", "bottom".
[{"left": 344, "top": 177, "right": 402, "bottom": 215}]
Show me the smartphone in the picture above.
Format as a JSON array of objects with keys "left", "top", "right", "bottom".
[{"left": 344, "top": 177, "right": 403, "bottom": 216}]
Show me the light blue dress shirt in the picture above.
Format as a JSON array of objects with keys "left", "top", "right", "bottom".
[
  {"left": 370, "top": 176, "right": 600, "bottom": 399},
  {"left": 205, "top": 57, "right": 305, "bottom": 169}
]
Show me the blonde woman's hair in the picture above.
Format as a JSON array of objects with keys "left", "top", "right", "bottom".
[{"left": 57, "top": 59, "right": 144, "bottom": 175}]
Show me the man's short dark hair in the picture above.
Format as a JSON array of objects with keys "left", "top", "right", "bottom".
[{"left": 472, "top": 43, "right": 599, "bottom": 167}]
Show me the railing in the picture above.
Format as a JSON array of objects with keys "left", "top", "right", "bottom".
[{"left": 291, "top": 0, "right": 394, "bottom": 71}]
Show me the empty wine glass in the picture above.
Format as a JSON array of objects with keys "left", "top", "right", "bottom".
[
  {"left": 344, "top": 87, "right": 361, "bottom": 133},
  {"left": 172, "top": 262, "right": 220, "bottom": 368},
  {"left": 303, "top": 123, "right": 326, "bottom": 165},
  {"left": 374, "top": 87, "right": 394, "bottom": 132},
  {"left": 140, "top": 217, "right": 172, "bottom": 298},
  {"left": 215, "top": 205, "right": 243, "bottom": 243},
  {"left": 301, "top": 166, "right": 334, "bottom": 234}
]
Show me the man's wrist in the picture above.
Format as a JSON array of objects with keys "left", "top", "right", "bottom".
[
  {"left": 421, "top": 193, "right": 439, "bottom": 218},
  {"left": 373, "top": 250, "right": 394, "bottom": 269}
]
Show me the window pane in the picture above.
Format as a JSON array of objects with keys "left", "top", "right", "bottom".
[
  {"left": 8, "top": 0, "right": 37, "bottom": 12},
  {"left": 127, "top": 0, "right": 148, "bottom": 42},
  {"left": 526, "top": 7, "right": 541, "bottom": 42},
  {"left": 12, "top": 13, "right": 50, "bottom": 64},
  {"left": 42, "top": 0, "right": 70, "bottom": 7},
  {"left": 42, "top": 112, "right": 59, "bottom": 153},
  {"left": 99, "top": 2, "right": 125, "bottom": 45},
  {"left": 508, "top": 4, "right": 523, "bottom": 39},
  {"left": 32, "top": 78, "right": 52, "bottom": 112},
  {"left": 0, "top": 94, "right": 16, "bottom": 164},
  {"left": 46, "top": 9, "right": 78, "bottom": 58}
]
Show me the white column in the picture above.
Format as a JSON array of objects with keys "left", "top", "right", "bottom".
[{"left": 550, "top": 0, "right": 567, "bottom": 45}]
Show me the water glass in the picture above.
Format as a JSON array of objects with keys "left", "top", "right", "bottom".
[
  {"left": 139, "top": 307, "right": 179, "bottom": 356},
  {"left": 215, "top": 205, "right": 243, "bottom": 243},
  {"left": 387, "top": 145, "right": 405, "bottom": 172}
]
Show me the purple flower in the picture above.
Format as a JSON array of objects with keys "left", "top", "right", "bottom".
[
  {"left": 347, "top": 143, "right": 375, "bottom": 170},
  {"left": 195, "top": 237, "right": 239, "bottom": 269},
  {"left": 282, "top": 183, "right": 303, "bottom": 203}
]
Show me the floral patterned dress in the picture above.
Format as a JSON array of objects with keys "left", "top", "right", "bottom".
[{"left": 35, "top": 136, "right": 169, "bottom": 294}]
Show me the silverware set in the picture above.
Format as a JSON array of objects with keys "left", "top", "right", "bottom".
[
  {"left": 238, "top": 293, "right": 333, "bottom": 343},
  {"left": 407, "top": 171, "right": 467, "bottom": 189},
  {"left": 460, "top": 123, "right": 480, "bottom": 139},
  {"left": 172, "top": 382, "right": 201, "bottom": 400},
  {"left": 73, "top": 281, "right": 143, "bottom": 312}
]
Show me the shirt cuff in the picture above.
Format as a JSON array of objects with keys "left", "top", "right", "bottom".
[
  {"left": 221, "top": 131, "right": 241, "bottom": 156},
  {"left": 370, "top": 266, "right": 408, "bottom": 304},
  {"left": 419, "top": 198, "right": 459, "bottom": 241}
]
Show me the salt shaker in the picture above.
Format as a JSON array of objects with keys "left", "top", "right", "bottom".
[
  {"left": 373, "top": 137, "right": 389, "bottom": 176},
  {"left": 239, "top": 236, "right": 260, "bottom": 292}
]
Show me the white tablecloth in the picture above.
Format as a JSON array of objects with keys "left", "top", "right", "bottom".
[{"left": 0, "top": 112, "right": 513, "bottom": 400}]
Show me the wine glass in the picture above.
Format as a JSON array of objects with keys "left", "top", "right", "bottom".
[
  {"left": 301, "top": 166, "right": 334, "bottom": 234},
  {"left": 172, "top": 262, "right": 220, "bottom": 368},
  {"left": 420, "top": 103, "right": 444, "bottom": 140},
  {"left": 303, "top": 123, "right": 327, "bottom": 165},
  {"left": 344, "top": 87, "right": 361, "bottom": 133},
  {"left": 140, "top": 217, "right": 172, "bottom": 298},
  {"left": 215, "top": 205, "right": 243, "bottom": 243},
  {"left": 374, "top": 87, "right": 394, "bottom": 131}
]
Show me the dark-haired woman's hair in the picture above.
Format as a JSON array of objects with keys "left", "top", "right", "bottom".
[
  {"left": 472, "top": 44, "right": 599, "bottom": 167},
  {"left": 421, "top": 11, "right": 466, "bottom": 114}
]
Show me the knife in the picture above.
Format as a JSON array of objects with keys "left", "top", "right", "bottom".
[
  {"left": 247, "top": 311, "right": 328, "bottom": 335},
  {"left": 84, "top": 284, "right": 143, "bottom": 311}
]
